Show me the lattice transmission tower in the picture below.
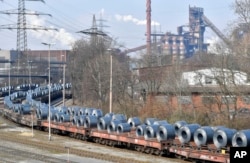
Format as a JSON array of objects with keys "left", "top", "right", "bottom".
[
  {"left": 0, "top": 0, "right": 57, "bottom": 83},
  {"left": 0, "top": 0, "right": 57, "bottom": 51}
]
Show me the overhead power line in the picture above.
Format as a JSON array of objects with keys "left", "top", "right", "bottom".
[
  {"left": 0, "top": 0, "right": 57, "bottom": 51},
  {"left": 0, "top": 0, "right": 57, "bottom": 84}
]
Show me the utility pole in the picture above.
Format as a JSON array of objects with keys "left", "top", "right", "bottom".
[
  {"left": 0, "top": 0, "right": 57, "bottom": 83},
  {"left": 146, "top": 0, "right": 151, "bottom": 55}
]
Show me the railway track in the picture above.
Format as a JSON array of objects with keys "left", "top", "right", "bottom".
[
  {"left": 0, "top": 131, "right": 155, "bottom": 163},
  {"left": 0, "top": 115, "right": 183, "bottom": 163},
  {"left": 0, "top": 144, "right": 77, "bottom": 163}
]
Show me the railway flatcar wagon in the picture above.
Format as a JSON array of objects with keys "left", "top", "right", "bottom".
[{"left": 2, "top": 84, "right": 248, "bottom": 163}]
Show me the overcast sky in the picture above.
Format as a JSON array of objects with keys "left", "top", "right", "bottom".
[{"left": 0, "top": 0, "right": 235, "bottom": 51}]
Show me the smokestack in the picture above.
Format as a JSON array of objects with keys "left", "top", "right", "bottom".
[{"left": 146, "top": 0, "right": 151, "bottom": 55}]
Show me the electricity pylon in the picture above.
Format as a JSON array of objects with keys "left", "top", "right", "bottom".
[{"left": 0, "top": 0, "right": 57, "bottom": 83}]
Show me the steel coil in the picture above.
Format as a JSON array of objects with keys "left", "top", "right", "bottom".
[
  {"left": 104, "top": 112, "right": 114, "bottom": 118},
  {"left": 49, "top": 109, "right": 58, "bottom": 121},
  {"left": 92, "top": 109, "right": 103, "bottom": 119},
  {"left": 144, "top": 124, "right": 159, "bottom": 140},
  {"left": 156, "top": 124, "right": 175, "bottom": 142},
  {"left": 54, "top": 112, "right": 64, "bottom": 122},
  {"left": 232, "top": 129, "right": 250, "bottom": 147},
  {"left": 153, "top": 120, "right": 168, "bottom": 126},
  {"left": 97, "top": 116, "right": 112, "bottom": 130},
  {"left": 60, "top": 114, "right": 71, "bottom": 123},
  {"left": 107, "top": 120, "right": 120, "bottom": 133},
  {"left": 67, "top": 107, "right": 73, "bottom": 115},
  {"left": 117, "top": 123, "right": 131, "bottom": 134},
  {"left": 212, "top": 126, "right": 226, "bottom": 131},
  {"left": 194, "top": 126, "right": 214, "bottom": 147},
  {"left": 60, "top": 106, "right": 68, "bottom": 114},
  {"left": 38, "top": 107, "right": 48, "bottom": 120},
  {"left": 136, "top": 124, "right": 147, "bottom": 137},
  {"left": 84, "top": 115, "right": 98, "bottom": 128},
  {"left": 127, "top": 117, "right": 141, "bottom": 128},
  {"left": 174, "top": 121, "right": 187, "bottom": 136},
  {"left": 71, "top": 107, "right": 80, "bottom": 116},
  {"left": 85, "top": 108, "right": 94, "bottom": 116},
  {"left": 213, "top": 128, "right": 237, "bottom": 149},
  {"left": 77, "top": 115, "right": 86, "bottom": 127},
  {"left": 79, "top": 108, "right": 86, "bottom": 115},
  {"left": 178, "top": 124, "right": 201, "bottom": 144},
  {"left": 112, "top": 114, "right": 127, "bottom": 123},
  {"left": 144, "top": 118, "right": 158, "bottom": 126},
  {"left": 20, "top": 104, "right": 31, "bottom": 115},
  {"left": 72, "top": 116, "right": 79, "bottom": 126}
]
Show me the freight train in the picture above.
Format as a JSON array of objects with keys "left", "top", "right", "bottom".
[{"left": 1, "top": 84, "right": 250, "bottom": 163}]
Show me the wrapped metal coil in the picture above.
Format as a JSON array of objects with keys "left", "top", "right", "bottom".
[
  {"left": 194, "top": 126, "right": 214, "bottom": 147},
  {"left": 153, "top": 120, "right": 168, "bottom": 126},
  {"left": 107, "top": 120, "right": 121, "bottom": 133},
  {"left": 117, "top": 123, "right": 131, "bottom": 134},
  {"left": 77, "top": 115, "right": 86, "bottom": 127},
  {"left": 212, "top": 126, "right": 226, "bottom": 131},
  {"left": 5, "top": 100, "right": 13, "bottom": 110},
  {"left": 71, "top": 107, "right": 80, "bottom": 116},
  {"left": 79, "top": 108, "right": 86, "bottom": 115},
  {"left": 49, "top": 109, "right": 58, "bottom": 121},
  {"left": 156, "top": 124, "right": 175, "bottom": 142},
  {"left": 136, "top": 124, "right": 147, "bottom": 137},
  {"left": 178, "top": 124, "right": 201, "bottom": 144},
  {"left": 112, "top": 114, "right": 127, "bottom": 123},
  {"left": 60, "top": 106, "right": 68, "bottom": 114},
  {"left": 60, "top": 114, "right": 71, "bottom": 123},
  {"left": 174, "top": 121, "right": 187, "bottom": 136},
  {"left": 54, "top": 112, "right": 64, "bottom": 122},
  {"left": 104, "top": 112, "right": 114, "bottom": 118},
  {"left": 85, "top": 108, "right": 94, "bottom": 116},
  {"left": 72, "top": 116, "right": 79, "bottom": 126},
  {"left": 92, "top": 109, "right": 103, "bottom": 119},
  {"left": 20, "top": 104, "right": 31, "bottom": 115},
  {"left": 127, "top": 117, "right": 141, "bottom": 128},
  {"left": 66, "top": 107, "right": 72, "bottom": 115},
  {"left": 38, "top": 108, "right": 48, "bottom": 120},
  {"left": 232, "top": 129, "right": 250, "bottom": 147},
  {"left": 213, "top": 128, "right": 237, "bottom": 149},
  {"left": 144, "top": 118, "right": 158, "bottom": 126},
  {"left": 144, "top": 124, "right": 159, "bottom": 140},
  {"left": 84, "top": 115, "right": 98, "bottom": 128},
  {"left": 97, "top": 116, "right": 112, "bottom": 130}
]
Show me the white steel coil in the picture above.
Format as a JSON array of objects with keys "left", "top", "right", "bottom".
[
  {"left": 177, "top": 124, "right": 200, "bottom": 144},
  {"left": 77, "top": 115, "right": 86, "bottom": 127},
  {"left": 194, "top": 126, "right": 214, "bottom": 147},
  {"left": 144, "top": 124, "right": 159, "bottom": 140},
  {"left": 127, "top": 117, "right": 141, "bottom": 128},
  {"left": 84, "top": 115, "right": 98, "bottom": 128},
  {"left": 117, "top": 123, "right": 131, "bottom": 134},
  {"left": 213, "top": 128, "right": 237, "bottom": 149},
  {"left": 156, "top": 124, "right": 175, "bottom": 142},
  {"left": 232, "top": 129, "right": 250, "bottom": 147},
  {"left": 144, "top": 118, "right": 158, "bottom": 126},
  {"left": 136, "top": 124, "right": 147, "bottom": 137},
  {"left": 97, "top": 116, "right": 112, "bottom": 130},
  {"left": 174, "top": 121, "right": 187, "bottom": 136}
]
